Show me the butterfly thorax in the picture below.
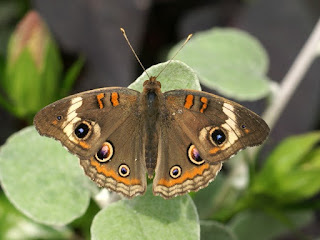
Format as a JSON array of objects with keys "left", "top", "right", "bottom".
[{"left": 142, "top": 77, "right": 163, "bottom": 178}]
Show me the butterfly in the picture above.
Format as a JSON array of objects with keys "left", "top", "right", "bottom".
[
  {"left": 34, "top": 30, "right": 269, "bottom": 199},
  {"left": 34, "top": 73, "right": 269, "bottom": 199}
]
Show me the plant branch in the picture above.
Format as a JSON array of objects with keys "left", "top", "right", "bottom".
[
  {"left": 248, "top": 18, "right": 320, "bottom": 159},
  {"left": 263, "top": 17, "right": 320, "bottom": 130}
]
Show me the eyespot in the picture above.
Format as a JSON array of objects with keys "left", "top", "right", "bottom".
[
  {"left": 210, "top": 128, "right": 226, "bottom": 145},
  {"left": 118, "top": 164, "right": 130, "bottom": 177},
  {"left": 242, "top": 124, "right": 246, "bottom": 129},
  {"left": 95, "top": 142, "right": 113, "bottom": 162},
  {"left": 188, "top": 145, "right": 204, "bottom": 165},
  {"left": 57, "top": 115, "right": 62, "bottom": 121},
  {"left": 169, "top": 165, "right": 182, "bottom": 179},
  {"left": 74, "top": 121, "right": 91, "bottom": 139}
]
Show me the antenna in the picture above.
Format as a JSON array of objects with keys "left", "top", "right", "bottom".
[
  {"left": 121, "top": 28, "right": 192, "bottom": 79},
  {"left": 155, "top": 33, "right": 192, "bottom": 78},
  {"left": 120, "top": 28, "right": 150, "bottom": 78}
]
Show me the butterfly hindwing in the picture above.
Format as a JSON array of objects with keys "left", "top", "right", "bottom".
[
  {"left": 153, "top": 114, "right": 222, "bottom": 199},
  {"left": 80, "top": 112, "right": 147, "bottom": 198}
]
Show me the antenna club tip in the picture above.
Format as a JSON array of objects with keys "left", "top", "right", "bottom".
[
  {"left": 187, "top": 34, "right": 193, "bottom": 41},
  {"left": 120, "top": 28, "right": 125, "bottom": 33}
]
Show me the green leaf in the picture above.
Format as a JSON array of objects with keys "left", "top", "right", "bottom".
[
  {"left": 0, "top": 194, "right": 72, "bottom": 240},
  {"left": 91, "top": 185, "right": 200, "bottom": 240},
  {"left": 3, "top": 15, "right": 63, "bottom": 119},
  {"left": 0, "top": 92, "right": 15, "bottom": 115},
  {"left": 277, "top": 168, "right": 320, "bottom": 200},
  {"left": 4, "top": 49, "right": 40, "bottom": 117},
  {"left": 200, "top": 220, "right": 236, "bottom": 240},
  {"left": 193, "top": 174, "right": 225, "bottom": 219},
  {"left": 0, "top": 55, "right": 4, "bottom": 78},
  {"left": 0, "top": 126, "right": 90, "bottom": 225},
  {"left": 263, "top": 132, "right": 320, "bottom": 175},
  {"left": 70, "top": 200, "right": 101, "bottom": 240},
  {"left": 60, "top": 55, "right": 85, "bottom": 97},
  {"left": 129, "top": 60, "right": 201, "bottom": 92},
  {"left": 229, "top": 210, "right": 314, "bottom": 240},
  {"left": 252, "top": 132, "right": 320, "bottom": 201},
  {"left": 39, "top": 38, "right": 62, "bottom": 109},
  {"left": 0, "top": 56, "right": 15, "bottom": 113},
  {"left": 305, "top": 147, "right": 320, "bottom": 168},
  {"left": 168, "top": 28, "right": 270, "bottom": 100}
]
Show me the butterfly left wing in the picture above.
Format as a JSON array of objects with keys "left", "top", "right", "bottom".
[
  {"left": 79, "top": 112, "right": 147, "bottom": 198},
  {"left": 34, "top": 87, "right": 147, "bottom": 198},
  {"left": 153, "top": 89, "right": 269, "bottom": 198}
]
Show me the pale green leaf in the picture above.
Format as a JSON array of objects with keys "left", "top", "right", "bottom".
[
  {"left": 91, "top": 185, "right": 200, "bottom": 240},
  {"left": 200, "top": 220, "right": 236, "bottom": 240},
  {"left": 129, "top": 60, "right": 201, "bottom": 92},
  {"left": 0, "top": 194, "right": 72, "bottom": 240},
  {"left": 0, "top": 126, "right": 90, "bottom": 225},
  {"left": 168, "top": 28, "right": 270, "bottom": 100}
]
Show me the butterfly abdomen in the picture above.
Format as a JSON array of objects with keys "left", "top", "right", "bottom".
[{"left": 142, "top": 80, "right": 164, "bottom": 178}]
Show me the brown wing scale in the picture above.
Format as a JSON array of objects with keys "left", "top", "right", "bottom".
[
  {"left": 164, "top": 90, "right": 269, "bottom": 163},
  {"left": 34, "top": 87, "right": 147, "bottom": 198},
  {"left": 152, "top": 89, "right": 269, "bottom": 198}
]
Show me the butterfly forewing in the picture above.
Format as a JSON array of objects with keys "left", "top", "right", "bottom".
[{"left": 163, "top": 89, "right": 270, "bottom": 164}]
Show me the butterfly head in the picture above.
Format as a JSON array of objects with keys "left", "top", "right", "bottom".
[{"left": 143, "top": 76, "right": 161, "bottom": 92}]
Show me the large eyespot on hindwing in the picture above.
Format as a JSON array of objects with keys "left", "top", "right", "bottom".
[
  {"left": 209, "top": 127, "right": 227, "bottom": 146},
  {"left": 95, "top": 141, "right": 114, "bottom": 162},
  {"left": 169, "top": 165, "right": 182, "bottom": 179},
  {"left": 118, "top": 164, "right": 130, "bottom": 177},
  {"left": 74, "top": 121, "right": 92, "bottom": 140},
  {"left": 188, "top": 144, "right": 205, "bottom": 165}
]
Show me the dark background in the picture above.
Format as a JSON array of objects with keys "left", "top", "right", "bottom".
[
  {"left": 0, "top": 0, "right": 319, "bottom": 238},
  {"left": 1, "top": 0, "right": 319, "bottom": 148}
]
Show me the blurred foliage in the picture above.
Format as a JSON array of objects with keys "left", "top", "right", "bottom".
[
  {"left": 228, "top": 209, "right": 314, "bottom": 240},
  {"left": 0, "top": 10, "right": 84, "bottom": 122},
  {"left": 1, "top": 126, "right": 318, "bottom": 239},
  {"left": 0, "top": 194, "right": 72, "bottom": 240},
  {"left": 0, "top": 6, "right": 319, "bottom": 240},
  {"left": 0, "top": 0, "right": 30, "bottom": 55},
  {"left": 251, "top": 132, "right": 320, "bottom": 204}
]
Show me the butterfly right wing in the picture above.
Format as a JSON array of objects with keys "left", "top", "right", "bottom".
[{"left": 153, "top": 89, "right": 269, "bottom": 199}]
